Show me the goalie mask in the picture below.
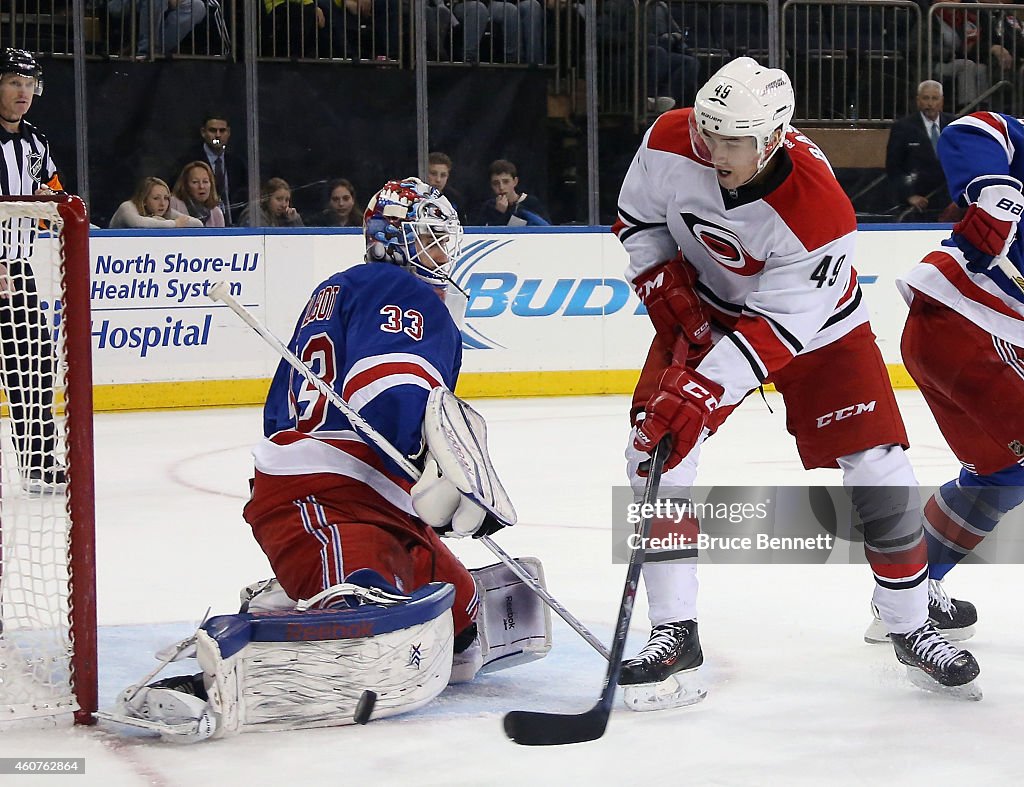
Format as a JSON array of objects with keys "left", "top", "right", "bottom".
[
  {"left": 689, "top": 57, "right": 794, "bottom": 182},
  {"left": 0, "top": 48, "right": 43, "bottom": 96},
  {"left": 364, "top": 177, "right": 464, "bottom": 289}
]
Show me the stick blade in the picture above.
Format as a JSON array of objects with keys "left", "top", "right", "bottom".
[{"left": 503, "top": 707, "right": 610, "bottom": 746}]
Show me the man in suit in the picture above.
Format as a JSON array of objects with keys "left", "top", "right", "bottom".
[
  {"left": 181, "top": 113, "right": 248, "bottom": 226},
  {"left": 886, "top": 80, "right": 957, "bottom": 221}
]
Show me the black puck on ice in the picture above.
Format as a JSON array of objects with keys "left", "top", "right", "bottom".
[{"left": 354, "top": 690, "right": 377, "bottom": 725}]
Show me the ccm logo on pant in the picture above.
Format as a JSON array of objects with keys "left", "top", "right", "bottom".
[{"left": 816, "top": 400, "right": 876, "bottom": 428}]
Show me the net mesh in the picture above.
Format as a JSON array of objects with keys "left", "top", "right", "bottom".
[{"left": 0, "top": 201, "right": 77, "bottom": 727}]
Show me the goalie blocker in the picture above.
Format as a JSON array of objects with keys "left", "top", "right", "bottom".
[{"left": 100, "top": 560, "right": 551, "bottom": 742}]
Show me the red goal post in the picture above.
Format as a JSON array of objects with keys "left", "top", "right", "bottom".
[{"left": 0, "top": 194, "right": 96, "bottom": 727}]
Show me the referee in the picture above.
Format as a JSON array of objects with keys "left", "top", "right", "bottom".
[{"left": 0, "top": 48, "right": 65, "bottom": 494}]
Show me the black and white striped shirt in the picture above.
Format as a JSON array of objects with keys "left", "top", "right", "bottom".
[{"left": 0, "top": 118, "right": 62, "bottom": 196}]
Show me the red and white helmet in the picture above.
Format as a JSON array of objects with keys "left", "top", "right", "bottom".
[
  {"left": 689, "top": 57, "right": 795, "bottom": 176},
  {"left": 363, "top": 177, "right": 463, "bottom": 289}
]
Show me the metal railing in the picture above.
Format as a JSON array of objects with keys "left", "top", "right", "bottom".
[
  {"left": 781, "top": 0, "right": 920, "bottom": 126},
  {"left": 0, "top": 1, "right": 236, "bottom": 60},
  {"left": 928, "top": 2, "right": 1023, "bottom": 117},
  {"left": 5, "top": 1, "right": 1014, "bottom": 224},
  {"left": 8, "top": 1, "right": 999, "bottom": 125}
]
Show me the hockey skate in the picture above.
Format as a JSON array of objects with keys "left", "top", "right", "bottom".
[
  {"left": 102, "top": 674, "right": 217, "bottom": 743},
  {"left": 890, "top": 621, "right": 982, "bottom": 701},
  {"left": 22, "top": 467, "right": 66, "bottom": 496},
  {"left": 620, "top": 620, "right": 708, "bottom": 711},
  {"left": 864, "top": 580, "right": 977, "bottom": 643},
  {"left": 450, "top": 624, "right": 483, "bottom": 684}
]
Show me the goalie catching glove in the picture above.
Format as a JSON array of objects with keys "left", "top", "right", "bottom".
[
  {"left": 632, "top": 256, "right": 711, "bottom": 362},
  {"left": 411, "top": 386, "right": 517, "bottom": 538},
  {"left": 412, "top": 454, "right": 505, "bottom": 538},
  {"left": 634, "top": 365, "right": 724, "bottom": 470}
]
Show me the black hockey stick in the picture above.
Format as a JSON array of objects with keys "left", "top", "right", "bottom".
[{"left": 503, "top": 435, "right": 672, "bottom": 746}]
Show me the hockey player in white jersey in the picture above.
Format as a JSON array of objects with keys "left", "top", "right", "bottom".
[{"left": 613, "top": 57, "right": 980, "bottom": 707}]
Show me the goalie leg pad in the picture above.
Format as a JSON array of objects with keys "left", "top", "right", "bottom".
[
  {"left": 472, "top": 557, "right": 552, "bottom": 674},
  {"left": 101, "top": 581, "right": 457, "bottom": 741},
  {"left": 199, "top": 581, "right": 456, "bottom": 736},
  {"left": 239, "top": 577, "right": 297, "bottom": 612}
]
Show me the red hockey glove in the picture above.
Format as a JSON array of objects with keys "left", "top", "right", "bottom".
[
  {"left": 951, "top": 181, "right": 1024, "bottom": 269},
  {"left": 632, "top": 257, "right": 711, "bottom": 362},
  {"left": 634, "top": 366, "right": 724, "bottom": 470}
]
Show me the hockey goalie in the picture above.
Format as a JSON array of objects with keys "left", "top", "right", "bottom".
[{"left": 102, "top": 178, "right": 551, "bottom": 741}]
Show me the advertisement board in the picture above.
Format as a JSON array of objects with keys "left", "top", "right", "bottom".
[{"left": 56, "top": 225, "right": 950, "bottom": 409}]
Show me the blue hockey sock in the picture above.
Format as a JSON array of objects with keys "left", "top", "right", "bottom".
[{"left": 924, "top": 465, "right": 1024, "bottom": 580}]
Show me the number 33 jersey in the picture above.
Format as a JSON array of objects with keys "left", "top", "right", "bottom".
[
  {"left": 614, "top": 108, "right": 868, "bottom": 408},
  {"left": 253, "top": 262, "right": 463, "bottom": 516}
]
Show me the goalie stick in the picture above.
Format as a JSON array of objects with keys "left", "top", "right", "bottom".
[
  {"left": 503, "top": 435, "right": 671, "bottom": 746},
  {"left": 208, "top": 282, "right": 610, "bottom": 661}
]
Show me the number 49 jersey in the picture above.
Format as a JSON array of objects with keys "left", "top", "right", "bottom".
[
  {"left": 255, "top": 262, "right": 463, "bottom": 514},
  {"left": 614, "top": 108, "right": 866, "bottom": 407}
]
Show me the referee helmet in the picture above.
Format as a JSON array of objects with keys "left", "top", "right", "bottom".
[{"left": 0, "top": 48, "right": 43, "bottom": 96}]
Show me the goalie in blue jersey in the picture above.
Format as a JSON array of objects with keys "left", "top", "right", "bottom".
[{"left": 102, "top": 178, "right": 551, "bottom": 741}]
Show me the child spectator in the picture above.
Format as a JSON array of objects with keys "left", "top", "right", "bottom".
[
  {"left": 473, "top": 159, "right": 550, "bottom": 226},
  {"left": 308, "top": 178, "right": 363, "bottom": 227},
  {"left": 239, "top": 177, "right": 305, "bottom": 227},
  {"left": 427, "top": 151, "right": 468, "bottom": 224}
]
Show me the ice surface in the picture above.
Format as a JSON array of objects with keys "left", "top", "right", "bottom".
[{"left": 1, "top": 391, "right": 1020, "bottom": 786}]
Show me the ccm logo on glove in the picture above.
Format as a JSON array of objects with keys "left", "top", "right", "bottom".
[
  {"left": 632, "top": 258, "right": 711, "bottom": 360},
  {"left": 634, "top": 366, "right": 725, "bottom": 469}
]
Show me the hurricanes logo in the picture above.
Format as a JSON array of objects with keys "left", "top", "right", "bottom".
[
  {"left": 1009, "top": 440, "right": 1024, "bottom": 457},
  {"left": 27, "top": 152, "right": 43, "bottom": 182},
  {"left": 681, "top": 213, "right": 766, "bottom": 276}
]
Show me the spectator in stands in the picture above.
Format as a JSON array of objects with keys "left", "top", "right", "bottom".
[
  {"left": 426, "top": 1, "right": 546, "bottom": 64},
  {"left": 324, "top": 0, "right": 401, "bottom": 60},
  {"left": 978, "top": 0, "right": 1024, "bottom": 112},
  {"left": 107, "top": 0, "right": 208, "bottom": 58},
  {"left": 181, "top": 112, "right": 248, "bottom": 226},
  {"left": 424, "top": 0, "right": 488, "bottom": 63},
  {"left": 598, "top": 0, "right": 699, "bottom": 115},
  {"left": 473, "top": 158, "right": 549, "bottom": 226},
  {"left": 932, "top": 0, "right": 990, "bottom": 111},
  {"left": 170, "top": 161, "right": 225, "bottom": 228},
  {"left": 885, "top": 80, "right": 956, "bottom": 221},
  {"left": 308, "top": 178, "right": 363, "bottom": 226},
  {"left": 109, "top": 176, "right": 204, "bottom": 228},
  {"left": 239, "top": 177, "right": 305, "bottom": 227},
  {"left": 262, "top": 0, "right": 326, "bottom": 59},
  {"left": 427, "top": 151, "right": 468, "bottom": 224}
]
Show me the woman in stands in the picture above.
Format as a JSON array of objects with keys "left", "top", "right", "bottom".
[
  {"left": 109, "top": 176, "right": 203, "bottom": 229},
  {"left": 170, "top": 161, "right": 225, "bottom": 228}
]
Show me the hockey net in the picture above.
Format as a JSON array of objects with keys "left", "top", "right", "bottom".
[{"left": 0, "top": 195, "right": 96, "bottom": 727}]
